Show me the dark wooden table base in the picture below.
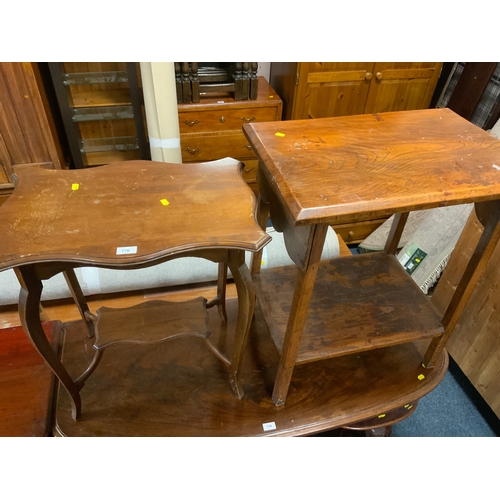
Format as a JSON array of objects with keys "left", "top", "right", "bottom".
[{"left": 53, "top": 299, "right": 448, "bottom": 437}]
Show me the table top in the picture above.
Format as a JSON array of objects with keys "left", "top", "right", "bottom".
[
  {"left": 0, "top": 158, "right": 270, "bottom": 270},
  {"left": 243, "top": 108, "right": 500, "bottom": 226}
]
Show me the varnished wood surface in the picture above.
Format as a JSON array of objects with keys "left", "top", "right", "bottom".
[
  {"left": 53, "top": 298, "right": 448, "bottom": 437},
  {"left": 0, "top": 321, "right": 59, "bottom": 436},
  {"left": 0, "top": 62, "right": 63, "bottom": 199},
  {"left": 331, "top": 217, "right": 389, "bottom": 244},
  {"left": 0, "top": 158, "right": 270, "bottom": 270},
  {"left": 270, "top": 62, "right": 442, "bottom": 121},
  {"left": 178, "top": 100, "right": 279, "bottom": 135},
  {"left": 342, "top": 401, "right": 418, "bottom": 431},
  {"left": 95, "top": 298, "right": 209, "bottom": 349},
  {"left": 243, "top": 108, "right": 500, "bottom": 226},
  {"left": 180, "top": 131, "right": 257, "bottom": 163},
  {"left": 255, "top": 253, "right": 444, "bottom": 364},
  {"left": 0, "top": 63, "right": 61, "bottom": 170},
  {"left": 178, "top": 77, "right": 282, "bottom": 195}
]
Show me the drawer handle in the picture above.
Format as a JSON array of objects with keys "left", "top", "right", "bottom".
[
  {"left": 186, "top": 147, "right": 200, "bottom": 154},
  {"left": 243, "top": 144, "right": 253, "bottom": 150},
  {"left": 183, "top": 119, "right": 199, "bottom": 127},
  {"left": 241, "top": 116, "right": 256, "bottom": 123},
  {"left": 243, "top": 166, "right": 253, "bottom": 173},
  {"left": 220, "top": 116, "right": 225, "bottom": 123}
]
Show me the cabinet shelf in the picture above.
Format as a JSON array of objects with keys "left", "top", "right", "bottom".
[
  {"left": 63, "top": 71, "right": 129, "bottom": 86},
  {"left": 85, "top": 150, "right": 142, "bottom": 166},
  {"left": 72, "top": 105, "right": 135, "bottom": 122},
  {"left": 80, "top": 136, "right": 139, "bottom": 153},
  {"left": 71, "top": 89, "right": 133, "bottom": 108},
  {"left": 253, "top": 252, "right": 444, "bottom": 364}
]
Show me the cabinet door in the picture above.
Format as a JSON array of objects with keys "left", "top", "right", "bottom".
[
  {"left": 0, "top": 63, "right": 61, "bottom": 202},
  {"left": 364, "top": 62, "right": 443, "bottom": 114},
  {"left": 0, "top": 133, "right": 15, "bottom": 195},
  {"left": 292, "top": 62, "right": 375, "bottom": 119}
]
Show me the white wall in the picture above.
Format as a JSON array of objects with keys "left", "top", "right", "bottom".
[{"left": 257, "top": 63, "right": 270, "bottom": 81}]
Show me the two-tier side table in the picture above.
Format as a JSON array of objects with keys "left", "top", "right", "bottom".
[
  {"left": 0, "top": 158, "right": 270, "bottom": 421},
  {"left": 243, "top": 108, "right": 500, "bottom": 407}
]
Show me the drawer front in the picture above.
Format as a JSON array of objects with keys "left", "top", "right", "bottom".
[
  {"left": 241, "top": 159, "right": 259, "bottom": 184},
  {"left": 332, "top": 218, "right": 389, "bottom": 244},
  {"left": 181, "top": 132, "right": 255, "bottom": 163},
  {"left": 178, "top": 106, "right": 279, "bottom": 134}
]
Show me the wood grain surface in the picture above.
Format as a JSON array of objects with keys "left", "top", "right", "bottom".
[
  {"left": 0, "top": 158, "right": 270, "bottom": 270},
  {"left": 243, "top": 108, "right": 500, "bottom": 226},
  {"left": 255, "top": 253, "right": 444, "bottom": 363},
  {"left": 0, "top": 321, "right": 59, "bottom": 436},
  {"left": 53, "top": 299, "right": 448, "bottom": 437}
]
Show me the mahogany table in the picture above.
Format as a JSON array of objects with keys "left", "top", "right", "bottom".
[
  {"left": 243, "top": 108, "right": 500, "bottom": 407},
  {"left": 0, "top": 158, "right": 270, "bottom": 421}
]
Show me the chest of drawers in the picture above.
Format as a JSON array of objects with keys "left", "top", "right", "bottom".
[{"left": 178, "top": 77, "right": 282, "bottom": 194}]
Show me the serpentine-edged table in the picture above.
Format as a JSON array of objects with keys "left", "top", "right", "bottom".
[{"left": 0, "top": 158, "right": 270, "bottom": 421}]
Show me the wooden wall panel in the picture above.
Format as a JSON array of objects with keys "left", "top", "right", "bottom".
[
  {"left": 432, "top": 209, "right": 500, "bottom": 418},
  {"left": 0, "top": 63, "right": 61, "bottom": 169}
]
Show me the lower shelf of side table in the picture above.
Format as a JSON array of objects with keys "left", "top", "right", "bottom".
[
  {"left": 94, "top": 297, "right": 210, "bottom": 349},
  {"left": 253, "top": 252, "right": 444, "bottom": 364},
  {"left": 72, "top": 297, "right": 213, "bottom": 390}
]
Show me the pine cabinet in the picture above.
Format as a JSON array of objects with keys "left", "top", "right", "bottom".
[
  {"left": 177, "top": 77, "right": 282, "bottom": 194},
  {"left": 269, "top": 62, "right": 443, "bottom": 243},
  {"left": 271, "top": 62, "right": 443, "bottom": 120}
]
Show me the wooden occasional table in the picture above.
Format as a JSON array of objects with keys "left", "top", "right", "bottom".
[
  {"left": 243, "top": 108, "right": 500, "bottom": 407},
  {"left": 0, "top": 158, "right": 270, "bottom": 421}
]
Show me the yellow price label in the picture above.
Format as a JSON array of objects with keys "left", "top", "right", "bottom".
[
  {"left": 160, "top": 199, "right": 170, "bottom": 206},
  {"left": 71, "top": 183, "right": 79, "bottom": 191},
  {"left": 275, "top": 132, "right": 285, "bottom": 137}
]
